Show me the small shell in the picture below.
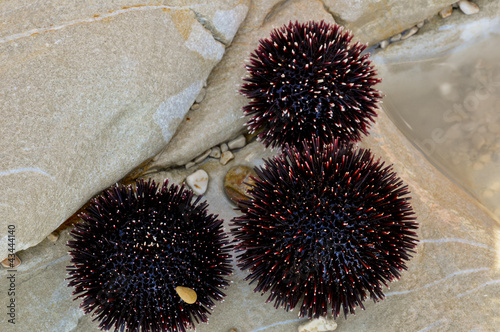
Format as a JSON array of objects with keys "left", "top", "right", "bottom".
[{"left": 175, "top": 286, "right": 197, "bottom": 304}]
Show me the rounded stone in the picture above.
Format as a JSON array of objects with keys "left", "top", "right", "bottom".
[
  {"left": 186, "top": 169, "right": 209, "bottom": 195},
  {"left": 224, "top": 165, "right": 258, "bottom": 204},
  {"left": 220, "top": 151, "right": 234, "bottom": 165},
  {"left": 458, "top": 0, "right": 480, "bottom": 15}
]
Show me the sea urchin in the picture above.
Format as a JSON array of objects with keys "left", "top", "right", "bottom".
[
  {"left": 231, "top": 139, "right": 418, "bottom": 318},
  {"left": 67, "top": 179, "right": 232, "bottom": 332},
  {"left": 241, "top": 21, "right": 382, "bottom": 148}
]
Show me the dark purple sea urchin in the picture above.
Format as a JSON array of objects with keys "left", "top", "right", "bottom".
[
  {"left": 231, "top": 139, "right": 418, "bottom": 319},
  {"left": 67, "top": 179, "right": 232, "bottom": 332},
  {"left": 241, "top": 21, "right": 382, "bottom": 148}
]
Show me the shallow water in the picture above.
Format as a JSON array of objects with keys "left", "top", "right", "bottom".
[{"left": 377, "top": 33, "right": 500, "bottom": 221}]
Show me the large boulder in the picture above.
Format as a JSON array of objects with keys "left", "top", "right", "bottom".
[{"left": 0, "top": 0, "right": 248, "bottom": 258}]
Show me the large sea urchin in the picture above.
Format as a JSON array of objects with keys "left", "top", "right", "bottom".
[
  {"left": 231, "top": 139, "right": 418, "bottom": 318},
  {"left": 67, "top": 179, "right": 232, "bottom": 332},
  {"left": 241, "top": 21, "right": 382, "bottom": 148}
]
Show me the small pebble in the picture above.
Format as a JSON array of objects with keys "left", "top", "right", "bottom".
[
  {"left": 175, "top": 286, "right": 197, "bottom": 304},
  {"left": 185, "top": 161, "right": 196, "bottom": 169},
  {"left": 390, "top": 33, "right": 402, "bottom": 42},
  {"left": 47, "top": 231, "right": 59, "bottom": 242},
  {"left": 220, "top": 151, "right": 234, "bottom": 165},
  {"left": 298, "top": 316, "right": 337, "bottom": 332},
  {"left": 186, "top": 169, "right": 209, "bottom": 195},
  {"left": 210, "top": 146, "right": 222, "bottom": 158},
  {"left": 195, "top": 88, "right": 207, "bottom": 103},
  {"left": 194, "top": 149, "right": 211, "bottom": 164},
  {"left": 458, "top": 0, "right": 479, "bottom": 15},
  {"left": 229, "top": 329, "right": 238, "bottom": 332},
  {"left": 380, "top": 40, "right": 389, "bottom": 49},
  {"left": 401, "top": 26, "right": 419, "bottom": 40},
  {"left": 439, "top": 6, "right": 453, "bottom": 18},
  {"left": 227, "top": 135, "right": 247, "bottom": 150},
  {"left": 220, "top": 143, "right": 229, "bottom": 153},
  {"left": 191, "top": 103, "right": 201, "bottom": 111},
  {"left": 1, "top": 254, "right": 21, "bottom": 269},
  {"left": 224, "top": 165, "right": 258, "bottom": 204},
  {"left": 416, "top": 21, "right": 425, "bottom": 28}
]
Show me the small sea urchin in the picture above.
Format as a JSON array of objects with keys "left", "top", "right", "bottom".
[
  {"left": 241, "top": 21, "right": 382, "bottom": 148},
  {"left": 231, "top": 139, "right": 418, "bottom": 318},
  {"left": 67, "top": 179, "right": 232, "bottom": 332}
]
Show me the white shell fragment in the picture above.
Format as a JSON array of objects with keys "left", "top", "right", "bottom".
[
  {"left": 227, "top": 134, "right": 246, "bottom": 150},
  {"left": 458, "top": 0, "right": 479, "bottom": 15},
  {"left": 175, "top": 286, "right": 197, "bottom": 304},
  {"left": 186, "top": 169, "right": 209, "bottom": 195},
  {"left": 298, "top": 316, "right": 337, "bottom": 332}
]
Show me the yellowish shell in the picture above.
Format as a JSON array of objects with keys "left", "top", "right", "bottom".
[{"left": 175, "top": 286, "right": 197, "bottom": 304}]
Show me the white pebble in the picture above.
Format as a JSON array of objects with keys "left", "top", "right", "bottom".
[
  {"left": 227, "top": 135, "right": 246, "bottom": 150},
  {"left": 439, "top": 6, "right": 453, "bottom": 18},
  {"left": 390, "top": 33, "right": 402, "bottom": 42},
  {"left": 220, "top": 151, "right": 234, "bottom": 165},
  {"left": 191, "top": 103, "right": 200, "bottom": 111},
  {"left": 380, "top": 40, "right": 389, "bottom": 49},
  {"left": 210, "top": 146, "right": 221, "bottom": 158},
  {"left": 220, "top": 143, "right": 229, "bottom": 153},
  {"left": 416, "top": 21, "right": 425, "bottom": 28},
  {"left": 194, "top": 149, "right": 211, "bottom": 164},
  {"left": 186, "top": 169, "right": 209, "bottom": 195},
  {"left": 298, "top": 316, "right": 337, "bottom": 332},
  {"left": 458, "top": 1, "right": 479, "bottom": 15},
  {"left": 195, "top": 88, "right": 207, "bottom": 104},
  {"left": 185, "top": 161, "right": 196, "bottom": 169},
  {"left": 401, "top": 26, "right": 419, "bottom": 40}
]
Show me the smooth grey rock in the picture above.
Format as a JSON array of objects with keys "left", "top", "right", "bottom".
[
  {"left": 0, "top": 0, "right": 248, "bottom": 258},
  {"left": 150, "top": 0, "right": 333, "bottom": 167},
  {"left": 227, "top": 134, "right": 246, "bottom": 150}
]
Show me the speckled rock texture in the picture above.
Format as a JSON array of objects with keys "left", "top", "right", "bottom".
[{"left": 0, "top": 0, "right": 248, "bottom": 258}]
